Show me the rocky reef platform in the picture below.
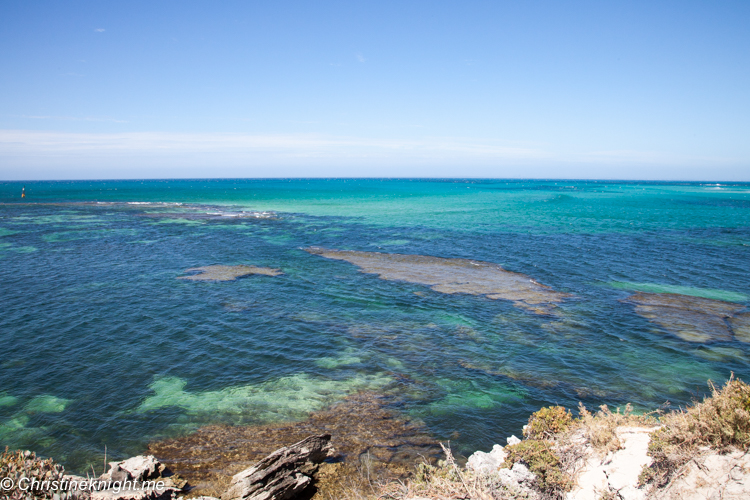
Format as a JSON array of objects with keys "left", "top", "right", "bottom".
[{"left": 305, "top": 247, "right": 573, "bottom": 315}]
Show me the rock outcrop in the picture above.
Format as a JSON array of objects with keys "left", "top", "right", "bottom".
[
  {"left": 467, "top": 425, "right": 750, "bottom": 500},
  {"left": 567, "top": 426, "right": 657, "bottom": 500},
  {"left": 91, "top": 455, "right": 186, "bottom": 500},
  {"left": 466, "top": 436, "right": 521, "bottom": 475},
  {"left": 221, "top": 434, "right": 334, "bottom": 500},
  {"left": 466, "top": 435, "right": 537, "bottom": 498},
  {"left": 650, "top": 450, "right": 750, "bottom": 499}
]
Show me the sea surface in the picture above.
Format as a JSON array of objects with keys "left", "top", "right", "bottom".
[{"left": 1, "top": 179, "right": 749, "bottom": 472}]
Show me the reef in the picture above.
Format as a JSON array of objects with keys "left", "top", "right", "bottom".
[
  {"left": 305, "top": 247, "right": 572, "bottom": 315},
  {"left": 177, "top": 265, "right": 283, "bottom": 282},
  {"left": 138, "top": 210, "right": 277, "bottom": 221},
  {"left": 729, "top": 313, "right": 750, "bottom": 343},
  {"left": 622, "top": 292, "right": 749, "bottom": 343},
  {"left": 147, "top": 392, "right": 440, "bottom": 498}
]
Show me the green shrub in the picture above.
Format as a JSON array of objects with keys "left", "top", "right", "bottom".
[
  {"left": 523, "top": 406, "right": 574, "bottom": 440},
  {"left": 503, "top": 439, "right": 572, "bottom": 494}
]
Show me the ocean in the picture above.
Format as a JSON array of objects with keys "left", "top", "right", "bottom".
[{"left": 1, "top": 179, "right": 749, "bottom": 472}]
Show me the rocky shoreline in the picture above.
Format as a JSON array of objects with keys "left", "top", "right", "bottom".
[
  {"left": 6, "top": 424, "right": 748, "bottom": 500},
  {"left": 4, "top": 378, "right": 750, "bottom": 500}
]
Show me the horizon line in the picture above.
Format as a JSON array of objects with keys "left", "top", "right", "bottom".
[{"left": 2, "top": 177, "right": 749, "bottom": 184}]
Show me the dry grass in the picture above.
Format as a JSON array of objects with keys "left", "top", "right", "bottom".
[
  {"left": 177, "top": 377, "right": 750, "bottom": 498},
  {"left": 574, "top": 403, "right": 657, "bottom": 455},
  {"left": 640, "top": 375, "right": 750, "bottom": 487},
  {"left": 379, "top": 443, "right": 532, "bottom": 500},
  {"left": 372, "top": 405, "right": 587, "bottom": 500}
]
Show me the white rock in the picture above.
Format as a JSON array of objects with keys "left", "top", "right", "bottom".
[
  {"left": 567, "top": 426, "right": 657, "bottom": 500},
  {"left": 651, "top": 450, "right": 750, "bottom": 500},
  {"left": 507, "top": 435, "right": 521, "bottom": 446},
  {"left": 495, "top": 462, "right": 539, "bottom": 499},
  {"left": 106, "top": 456, "right": 164, "bottom": 482},
  {"left": 467, "top": 444, "right": 507, "bottom": 473},
  {"left": 497, "top": 462, "right": 536, "bottom": 485}
]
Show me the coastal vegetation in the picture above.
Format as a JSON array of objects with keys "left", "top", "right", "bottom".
[
  {"left": 355, "top": 378, "right": 748, "bottom": 499},
  {"left": 640, "top": 376, "right": 750, "bottom": 488}
]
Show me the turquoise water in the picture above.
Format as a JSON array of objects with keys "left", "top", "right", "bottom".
[{"left": 1, "top": 179, "right": 749, "bottom": 471}]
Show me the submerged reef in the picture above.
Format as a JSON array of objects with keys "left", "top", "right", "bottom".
[
  {"left": 148, "top": 391, "right": 440, "bottom": 498},
  {"left": 177, "top": 265, "right": 283, "bottom": 281},
  {"left": 729, "top": 313, "right": 750, "bottom": 343},
  {"left": 305, "top": 247, "right": 572, "bottom": 315},
  {"left": 138, "top": 209, "right": 277, "bottom": 221},
  {"left": 622, "top": 292, "right": 749, "bottom": 343},
  {"left": 137, "top": 373, "right": 391, "bottom": 423}
]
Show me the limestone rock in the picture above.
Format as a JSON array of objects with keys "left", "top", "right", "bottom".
[
  {"left": 221, "top": 434, "right": 334, "bottom": 500},
  {"left": 467, "top": 444, "right": 507, "bottom": 473},
  {"left": 101, "top": 456, "right": 165, "bottom": 483},
  {"left": 90, "top": 455, "right": 185, "bottom": 500},
  {"left": 507, "top": 435, "right": 521, "bottom": 446},
  {"left": 498, "top": 462, "right": 537, "bottom": 489},
  {"left": 650, "top": 450, "right": 750, "bottom": 500},
  {"left": 567, "top": 426, "right": 657, "bottom": 500},
  {"left": 90, "top": 486, "right": 177, "bottom": 500}
]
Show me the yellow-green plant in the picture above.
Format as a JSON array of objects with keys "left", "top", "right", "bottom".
[
  {"left": 641, "top": 376, "right": 750, "bottom": 487},
  {"left": 503, "top": 439, "right": 572, "bottom": 495}
]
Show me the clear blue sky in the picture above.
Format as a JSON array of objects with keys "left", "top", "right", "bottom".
[{"left": 1, "top": 1, "right": 749, "bottom": 180}]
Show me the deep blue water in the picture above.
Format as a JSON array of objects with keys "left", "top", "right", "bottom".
[{"left": 1, "top": 179, "right": 749, "bottom": 471}]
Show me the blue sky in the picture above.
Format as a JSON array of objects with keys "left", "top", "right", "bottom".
[{"left": 1, "top": 1, "right": 749, "bottom": 180}]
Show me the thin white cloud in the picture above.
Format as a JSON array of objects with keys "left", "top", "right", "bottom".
[
  {"left": 0, "top": 130, "right": 745, "bottom": 180},
  {"left": 0, "top": 130, "right": 543, "bottom": 159},
  {"left": 18, "top": 115, "right": 127, "bottom": 124},
  {"left": 94, "top": 28, "right": 105, "bottom": 32},
  {"left": 355, "top": 53, "right": 365, "bottom": 63}
]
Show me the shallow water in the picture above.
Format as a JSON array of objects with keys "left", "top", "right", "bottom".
[{"left": 1, "top": 179, "right": 749, "bottom": 472}]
